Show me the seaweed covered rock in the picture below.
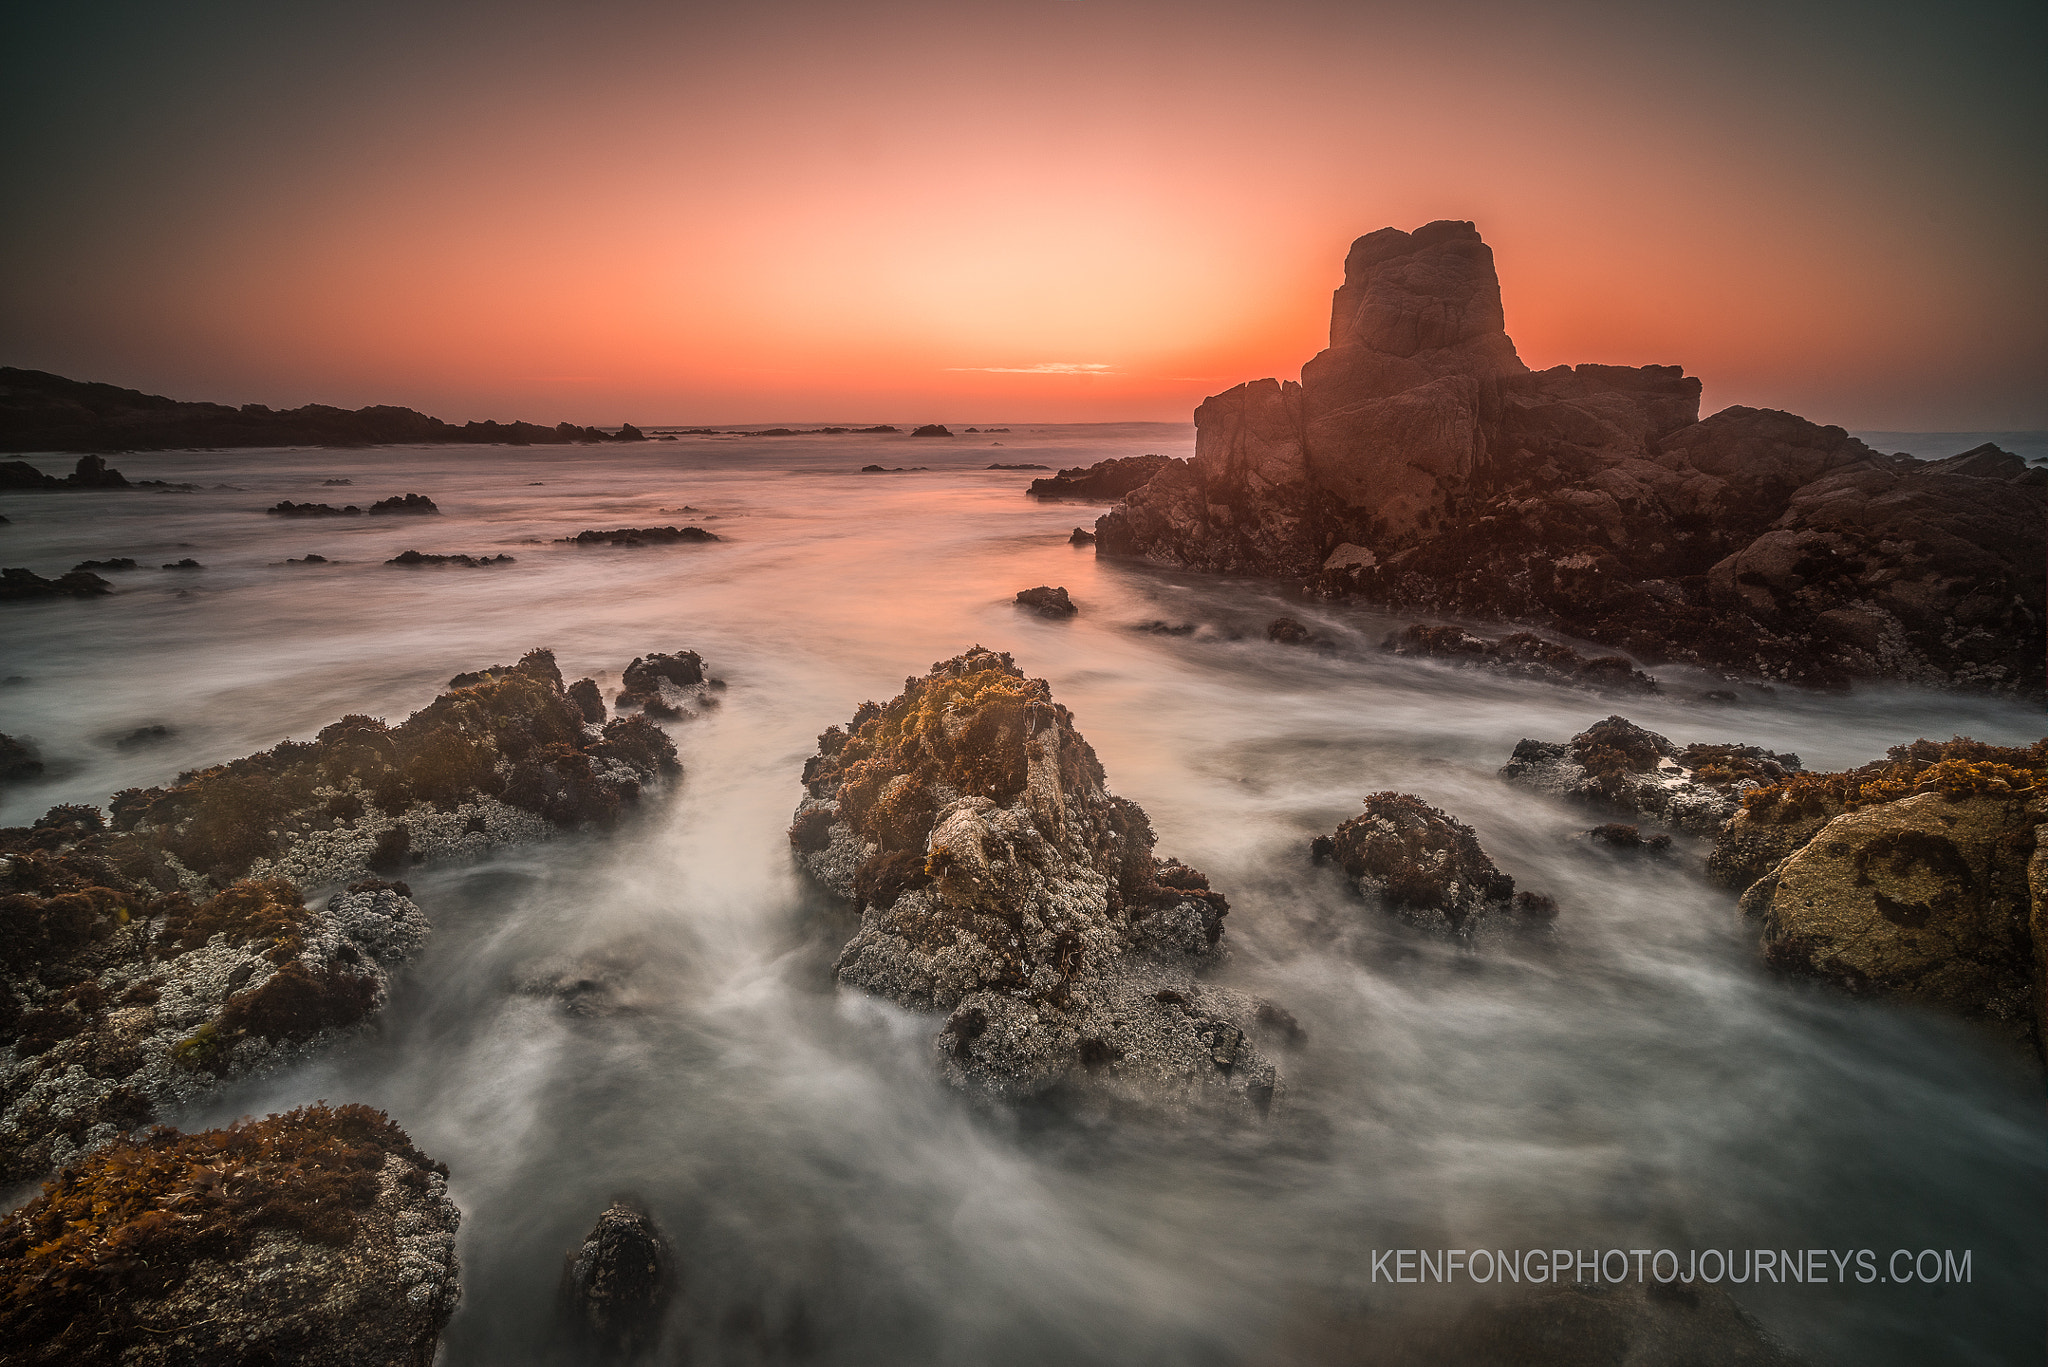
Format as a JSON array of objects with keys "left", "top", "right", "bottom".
[
  {"left": 616, "top": 650, "right": 713, "bottom": 718},
  {"left": 1710, "top": 737, "right": 2048, "bottom": 1049},
  {"left": 1382, "top": 624, "right": 1660, "bottom": 693},
  {"left": 0, "top": 853, "right": 428, "bottom": 1183},
  {"left": 561, "top": 1199, "right": 676, "bottom": 1358},
  {"left": 91, "top": 646, "right": 679, "bottom": 890},
  {"left": 789, "top": 647, "right": 1281, "bottom": 1115},
  {"left": 0, "top": 1103, "right": 459, "bottom": 1366},
  {"left": 1312, "top": 793, "right": 1523, "bottom": 936},
  {"left": 1500, "top": 716, "right": 1799, "bottom": 835}
]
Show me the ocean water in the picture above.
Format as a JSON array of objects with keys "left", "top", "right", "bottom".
[{"left": 1, "top": 425, "right": 2041, "bottom": 1366}]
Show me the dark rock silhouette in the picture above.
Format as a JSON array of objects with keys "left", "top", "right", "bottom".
[
  {"left": 2, "top": 567, "right": 113, "bottom": 599},
  {"left": 0, "top": 732, "right": 42, "bottom": 781},
  {"left": 1092, "top": 222, "right": 2046, "bottom": 695},
  {"left": 1266, "top": 617, "right": 1334, "bottom": 649},
  {"left": 161, "top": 558, "right": 202, "bottom": 570},
  {"left": 1028, "top": 454, "right": 1174, "bottom": 500},
  {"left": 1014, "top": 585, "right": 1077, "bottom": 617},
  {"left": 1069, "top": 527, "right": 1095, "bottom": 545},
  {"left": 72, "top": 557, "right": 139, "bottom": 571},
  {"left": 268, "top": 500, "right": 360, "bottom": 517},
  {"left": 910, "top": 424, "right": 952, "bottom": 437},
  {"left": 386, "top": 550, "right": 513, "bottom": 567},
  {"left": 569, "top": 678, "right": 607, "bottom": 723},
  {"left": 0, "top": 367, "right": 652, "bottom": 451},
  {"left": 616, "top": 652, "right": 709, "bottom": 715},
  {"left": 560, "top": 1199, "right": 676, "bottom": 1358},
  {"left": 558, "top": 526, "right": 720, "bottom": 546},
  {"left": 617, "top": 423, "right": 646, "bottom": 441},
  {"left": 988, "top": 462, "right": 1051, "bottom": 470},
  {"left": 0, "top": 454, "right": 136, "bottom": 490},
  {"left": 367, "top": 493, "right": 438, "bottom": 516}
]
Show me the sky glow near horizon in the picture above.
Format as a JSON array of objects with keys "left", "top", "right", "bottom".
[{"left": 2, "top": 0, "right": 2042, "bottom": 429}]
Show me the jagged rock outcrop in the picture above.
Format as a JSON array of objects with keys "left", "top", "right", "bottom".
[
  {"left": 1500, "top": 716, "right": 1800, "bottom": 835},
  {"left": 367, "top": 493, "right": 438, "bottom": 516},
  {"left": 0, "top": 454, "right": 135, "bottom": 490},
  {"left": 2, "top": 567, "right": 112, "bottom": 600},
  {"left": 1310, "top": 793, "right": 1539, "bottom": 937},
  {"left": 0, "top": 1104, "right": 459, "bottom": 1365},
  {"left": 385, "top": 550, "right": 514, "bottom": 567},
  {"left": 615, "top": 651, "right": 717, "bottom": 719},
  {"left": 561, "top": 1199, "right": 676, "bottom": 1358},
  {"left": 558, "top": 526, "right": 720, "bottom": 547},
  {"left": 1382, "top": 624, "right": 1659, "bottom": 693},
  {"left": 1712, "top": 737, "right": 2047, "bottom": 1050},
  {"left": 1027, "top": 454, "right": 1177, "bottom": 500},
  {"left": 0, "top": 366, "right": 644, "bottom": 451},
  {"left": 1093, "top": 222, "right": 2046, "bottom": 695},
  {"left": 789, "top": 648, "right": 1283, "bottom": 1115}
]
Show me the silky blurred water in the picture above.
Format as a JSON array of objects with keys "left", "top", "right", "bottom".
[{"left": 2, "top": 426, "right": 2041, "bottom": 1366}]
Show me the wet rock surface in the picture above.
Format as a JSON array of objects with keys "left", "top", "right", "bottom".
[
  {"left": 561, "top": 1199, "right": 676, "bottom": 1358},
  {"left": 386, "top": 549, "right": 514, "bottom": 567},
  {"left": 789, "top": 647, "right": 1281, "bottom": 1115},
  {"left": 1014, "top": 585, "right": 1077, "bottom": 617},
  {"left": 1092, "top": 222, "right": 2045, "bottom": 696},
  {"left": 1382, "top": 623, "right": 1659, "bottom": 693},
  {"left": 367, "top": 493, "right": 440, "bottom": 515},
  {"left": 1027, "top": 453, "right": 1177, "bottom": 500},
  {"left": 1312, "top": 792, "right": 1528, "bottom": 937},
  {"left": 1500, "top": 716, "right": 1799, "bottom": 835},
  {"left": 1713, "top": 736, "right": 2048, "bottom": 1049},
  {"left": 0, "top": 1103, "right": 459, "bottom": 1366}
]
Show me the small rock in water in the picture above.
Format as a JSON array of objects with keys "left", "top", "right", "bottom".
[
  {"left": 561, "top": 1199, "right": 676, "bottom": 1358},
  {"left": 1014, "top": 585, "right": 1077, "bottom": 617},
  {"left": 1267, "top": 616, "right": 1334, "bottom": 649},
  {"left": 1069, "top": 526, "right": 1095, "bottom": 545}
]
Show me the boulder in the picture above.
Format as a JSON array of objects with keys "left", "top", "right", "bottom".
[
  {"left": 1267, "top": 616, "right": 1335, "bottom": 648},
  {"left": 0, "top": 1104, "right": 459, "bottom": 1366},
  {"left": 910, "top": 424, "right": 952, "bottom": 437},
  {"left": 789, "top": 648, "right": 1283, "bottom": 1115},
  {"left": 1711, "top": 736, "right": 2048, "bottom": 1048},
  {"left": 1310, "top": 792, "right": 1525, "bottom": 936},
  {"left": 1500, "top": 716, "right": 1799, "bottom": 835},
  {"left": 1091, "top": 224, "right": 2045, "bottom": 695},
  {"left": 1069, "top": 527, "right": 1095, "bottom": 545},
  {"left": 560, "top": 1199, "right": 676, "bottom": 1357},
  {"left": 1014, "top": 585, "right": 1077, "bottom": 617}
]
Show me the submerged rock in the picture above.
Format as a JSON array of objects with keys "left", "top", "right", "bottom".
[
  {"left": 1014, "top": 585, "right": 1077, "bottom": 617},
  {"left": 561, "top": 1199, "right": 676, "bottom": 1358},
  {"left": 790, "top": 647, "right": 1281, "bottom": 1115},
  {"left": 558, "top": 526, "right": 720, "bottom": 547},
  {"left": 267, "top": 500, "right": 360, "bottom": 517},
  {"left": 386, "top": 550, "right": 513, "bottom": 567},
  {"left": 1500, "top": 716, "right": 1799, "bottom": 835},
  {"left": 1, "top": 732, "right": 44, "bottom": 782},
  {"left": 0, "top": 1104, "right": 459, "bottom": 1365},
  {"left": 1312, "top": 792, "right": 1527, "bottom": 936},
  {"left": 1714, "top": 736, "right": 2048, "bottom": 1049},
  {"left": 1267, "top": 616, "right": 1335, "bottom": 649},
  {"left": 1383, "top": 623, "right": 1659, "bottom": 693}
]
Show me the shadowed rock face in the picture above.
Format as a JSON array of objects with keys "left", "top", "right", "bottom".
[
  {"left": 0, "top": 1104, "right": 459, "bottom": 1367},
  {"left": 1312, "top": 792, "right": 1522, "bottom": 937},
  {"left": 1500, "top": 716, "right": 1800, "bottom": 836},
  {"left": 790, "top": 648, "right": 1284, "bottom": 1116},
  {"left": 562, "top": 1200, "right": 676, "bottom": 1359},
  {"left": 1095, "top": 222, "right": 2045, "bottom": 695}
]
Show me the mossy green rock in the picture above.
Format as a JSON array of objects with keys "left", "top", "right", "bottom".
[{"left": 1753, "top": 792, "right": 2043, "bottom": 1042}]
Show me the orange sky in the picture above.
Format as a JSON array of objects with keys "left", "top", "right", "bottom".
[{"left": 4, "top": 1, "right": 2043, "bottom": 428}]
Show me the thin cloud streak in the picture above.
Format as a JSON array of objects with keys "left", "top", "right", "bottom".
[{"left": 945, "top": 362, "right": 1118, "bottom": 375}]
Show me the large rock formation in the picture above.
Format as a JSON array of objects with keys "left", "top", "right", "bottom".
[
  {"left": 1095, "top": 222, "right": 2045, "bottom": 695},
  {"left": 789, "top": 648, "right": 1283, "bottom": 1115},
  {"left": 561, "top": 1199, "right": 677, "bottom": 1358},
  {"left": 0, "top": 1104, "right": 459, "bottom": 1365},
  {"left": 1712, "top": 737, "right": 2047, "bottom": 1050},
  {"left": 1310, "top": 793, "right": 1538, "bottom": 937}
]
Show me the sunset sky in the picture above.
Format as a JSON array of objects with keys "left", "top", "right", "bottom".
[{"left": 4, "top": 0, "right": 2042, "bottom": 429}]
